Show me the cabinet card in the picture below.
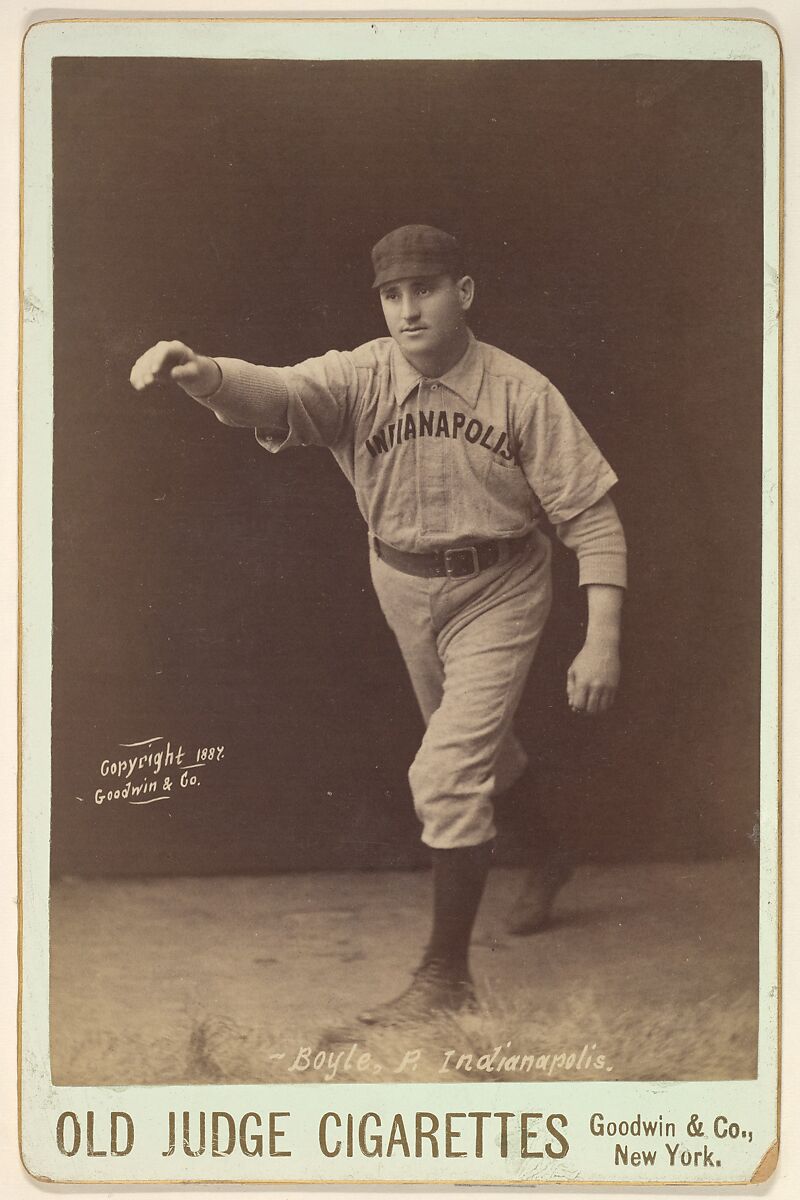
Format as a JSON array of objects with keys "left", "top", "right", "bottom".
[{"left": 19, "top": 15, "right": 780, "bottom": 1187}]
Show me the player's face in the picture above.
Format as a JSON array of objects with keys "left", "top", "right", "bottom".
[{"left": 379, "top": 274, "right": 475, "bottom": 364}]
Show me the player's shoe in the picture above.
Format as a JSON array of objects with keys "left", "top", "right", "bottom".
[
  {"left": 356, "top": 960, "right": 478, "bottom": 1027},
  {"left": 505, "top": 855, "right": 574, "bottom": 935}
]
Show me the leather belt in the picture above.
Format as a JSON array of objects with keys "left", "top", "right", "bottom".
[{"left": 372, "top": 534, "right": 530, "bottom": 580}]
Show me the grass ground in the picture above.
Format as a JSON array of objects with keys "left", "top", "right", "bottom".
[{"left": 50, "top": 859, "right": 758, "bottom": 1085}]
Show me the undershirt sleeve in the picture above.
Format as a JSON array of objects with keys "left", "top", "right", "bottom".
[
  {"left": 554, "top": 493, "right": 628, "bottom": 589},
  {"left": 191, "top": 350, "right": 360, "bottom": 453},
  {"left": 192, "top": 357, "right": 291, "bottom": 430}
]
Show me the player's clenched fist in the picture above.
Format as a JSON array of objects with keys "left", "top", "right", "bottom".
[{"left": 129, "top": 339, "right": 221, "bottom": 398}]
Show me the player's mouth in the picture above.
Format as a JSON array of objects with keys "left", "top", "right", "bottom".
[{"left": 402, "top": 325, "right": 428, "bottom": 335}]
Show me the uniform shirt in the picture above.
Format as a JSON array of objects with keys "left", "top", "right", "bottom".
[{"left": 203, "top": 332, "right": 626, "bottom": 586}]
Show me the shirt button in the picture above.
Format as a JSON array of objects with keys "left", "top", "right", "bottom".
[{"left": 431, "top": 383, "right": 439, "bottom": 391}]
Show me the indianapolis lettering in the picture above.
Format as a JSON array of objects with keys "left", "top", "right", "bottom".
[{"left": 365, "top": 409, "right": 517, "bottom": 462}]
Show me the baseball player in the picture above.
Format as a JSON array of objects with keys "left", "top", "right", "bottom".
[{"left": 130, "top": 225, "right": 626, "bottom": 1027}]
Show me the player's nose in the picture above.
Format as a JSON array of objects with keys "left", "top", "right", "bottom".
[{"left": 400, "top": 293, "right": 420, "bottom": 320}]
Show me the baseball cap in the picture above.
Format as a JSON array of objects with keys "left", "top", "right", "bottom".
[{"left": 371, "top": 224, "right": 463, "bottom": 288}]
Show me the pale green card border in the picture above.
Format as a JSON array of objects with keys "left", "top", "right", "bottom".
[{"left": 20, "top": 16, "right": 781, "bottom": 1186}]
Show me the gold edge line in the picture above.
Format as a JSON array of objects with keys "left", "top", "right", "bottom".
[
  {"left": 775, "top": 22, "right": 785, "bottom": 1165},
  {"left": 16, "top": 26, "right": 25, "bottom": 1173},
  {"left": 17, "top": 16, "right": 781, "bottom": 1188},
  {"left": 22, "top": 13, "right": 783, "bottom": 27},
  {"left": 15, "top": 1173, "right": 774, "bottom": 1189}
]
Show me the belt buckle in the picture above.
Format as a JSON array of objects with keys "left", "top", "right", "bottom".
[{"left": 444, "top": 546, "right": 480, "bottom": 579}]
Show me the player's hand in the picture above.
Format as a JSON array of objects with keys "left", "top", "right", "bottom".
[
  {"left": 129, "top": 340, "right": 220, "bottom": 397},
  {"left": 567, "top": 641, "right": 621, "bottom": 715}
]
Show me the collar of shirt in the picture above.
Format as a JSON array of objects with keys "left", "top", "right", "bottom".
[{"left": 390, "top": 330, "right": 485, "bottom": 410}]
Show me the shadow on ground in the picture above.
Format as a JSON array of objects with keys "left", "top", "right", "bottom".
[{"left": 50, "top": 859, "right": 758, "bottom": 1085}]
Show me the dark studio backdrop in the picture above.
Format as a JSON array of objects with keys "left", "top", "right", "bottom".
[{"left": 50, "top": 57, "right": 763, "bottom": 877}]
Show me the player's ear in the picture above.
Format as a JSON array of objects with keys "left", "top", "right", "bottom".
[{"left": 456, "top": 275, "right": 475, "bottom": 311}]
